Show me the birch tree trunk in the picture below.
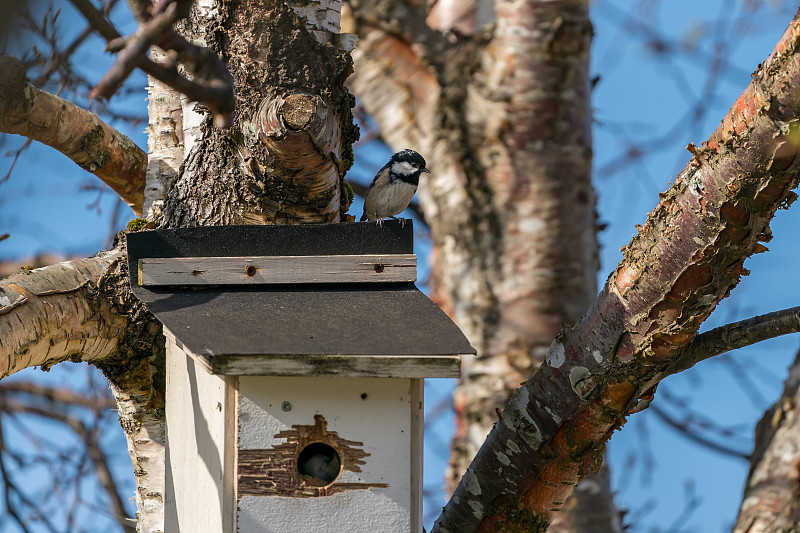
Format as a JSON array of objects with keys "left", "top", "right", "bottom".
[{"left": 3, "top": 2, "right": 800, "bottom": 532}]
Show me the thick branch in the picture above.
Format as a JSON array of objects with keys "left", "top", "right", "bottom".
[
  {"left": 0, "top": 55, "right": 146, "bottom": 215},
  {"left": 433, "top": 12, "right": 800, "bottom": 533},
  {"left": 0, "top": 250, "right": 128, "bottom": 378}
]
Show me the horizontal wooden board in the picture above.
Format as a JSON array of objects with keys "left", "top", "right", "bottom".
[
  {"left": 209, "top": 354, "right": 462, "bottom": 378},
  {"left": 139, "top": 254, "right": 416, "bottom": 286},
  {"left": 166, "top": 327, "right": 462, "bottom": 378}
]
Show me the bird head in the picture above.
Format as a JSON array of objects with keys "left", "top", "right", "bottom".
[{"left": 390, "top": 149, "right": 431, "bottom": 178}]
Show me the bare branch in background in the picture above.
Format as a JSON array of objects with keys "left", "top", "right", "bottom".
[
  {"left": 68, "top": 0, "right": 234, "bottom": 127},
  {"left": 0, "top": 368, "right": 134, "bottom": 533}
]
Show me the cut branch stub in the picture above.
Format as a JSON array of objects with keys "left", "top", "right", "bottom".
[
  {"left": 281, "top": 93, "right": 317, "bottom": 130},
  {"left": 251, "top": 93, "right": 344, "bottom": 222}
]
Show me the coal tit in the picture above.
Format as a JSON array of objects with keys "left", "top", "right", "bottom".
[{"left": 360, "top": 149, "right": 430, "bottom": 223}]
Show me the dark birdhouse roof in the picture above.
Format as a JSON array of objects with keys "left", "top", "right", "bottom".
[{"left": 127, "top": 221, "right": 474, "bottom": 377}]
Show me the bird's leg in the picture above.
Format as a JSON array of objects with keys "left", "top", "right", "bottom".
[{"left": 376, "top": 218, "right": 384, "bottom": 228}]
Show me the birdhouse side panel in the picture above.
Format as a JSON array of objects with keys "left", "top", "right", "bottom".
[
  {"left": 165, "top": 332, "right": 236, "bottom": 533},
  {"left": 236, "top": 376, "right": 421, "bottom": 533}
]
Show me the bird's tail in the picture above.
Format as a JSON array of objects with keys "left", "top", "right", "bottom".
[{"left": 359, "top": 213, "right": 367, "bottom": 222}]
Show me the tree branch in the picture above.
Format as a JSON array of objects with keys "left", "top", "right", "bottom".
[
  {"left": 668, "top": 306, "right": 800, "bottom": 376},
  {"left": 344, "top": 0, "right": 445, "bottom": 156},
  {"left": 649, "top": 404, "right": 750, "bottom": 461},
  {"left": 0, "top": 55, "right": 146, "bottom": 215},
  {"left": 433, "top": 11, "right": 800, "bottom": 532},
  {"left": 0, "top": 381, "right": 117, "bottom": 410},
  {"left": 0, "top": 249, "right": 128, "bottom": 378},
  {"left": 0, "top": 397, "right": 135, "bottom": 532},
  {"left": 68, "top": 0, "right": 234, "bottom": 127},
  {"left": 346, "top": 0, "right": 454, "bottom": 72}
]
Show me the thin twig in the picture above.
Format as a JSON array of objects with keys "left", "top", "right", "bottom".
[
  {"left": 649, "top": 404, "right": 750, "bottom": 460},
  {"left": 68, "top": 0, "right": 234, "bottom": 126},
  {"left": 0, "top": 382, "right": 117, "bottom": 410},
  {"left": 668, "top": 306, "right": 800, "bottom": 376},
  {"left": 0, "top": 398, "right": 135, "bottom": 532}
]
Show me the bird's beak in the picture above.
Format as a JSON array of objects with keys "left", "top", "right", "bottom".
[{"left": 422, "top": 167, "right": 431, "bottom": 174}]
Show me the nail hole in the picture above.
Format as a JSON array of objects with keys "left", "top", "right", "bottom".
[
  {"left": 374, "top": 264, "right": 385, "bottom": 273},
  {"left": 245, "top": 265, "right": 257, "bottom": 276},
  {"left": 360, "top": 392, "right": 368, "bottom": 400},
  {"left": 297, "top": 442, "right": 341, "bottom": 486}
]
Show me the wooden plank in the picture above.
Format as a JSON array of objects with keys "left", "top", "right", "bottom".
[
  {"left": 164, "top": 328, "right": 236, "bottom": 533},
  {"left": 139, "top": 254, "right": 416, "bottom": 286},
  {"left": 208, "top": 353, "right": 462, "bottom": 378}
]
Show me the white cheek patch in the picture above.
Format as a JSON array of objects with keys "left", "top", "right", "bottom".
[{"left": 392, "top": 161, "right": 415, "bottom": 175}]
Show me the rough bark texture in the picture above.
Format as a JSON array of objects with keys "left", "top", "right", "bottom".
[
  {"left": 158, "top": 0, "right": 358, "bottom": 227},
  {"left": 732, "top": 349, "right": 800, "bottom": 533},
  {"left": 0, "top": 251, "right": 128, "bottom": 376},
  {"left": 124, "top": 2, "right": 359, "bottom": 530},
  {"left": 144, "top": 48, "right": 185, "bottom": 221},
  {"left": 546, "top": 463, "right": 622, "bottom": 533},
  {"left": 94, "top": 238, "right": 166, "bottom": 533},
  {"left": 432, "top": 14, "right": 800, "bottom": 532},
  {"left": 0, "top": 55, "right": 147, "bottom": 215}
]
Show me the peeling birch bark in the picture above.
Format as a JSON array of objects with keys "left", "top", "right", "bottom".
[
  {"left": 107, "top": 356, "right": 166, "bottom": 533},
  {"left": 144, "top": 49, "right": 184, "bottom": 221},
  {"left": 732, "top": 349, "right": 800, "bottom": 533},
  {"left": 0, "top": 251, "right": 128, "bottom": 376},
  {"left": 0, "top": 244, "right": 166, "bottom": 532},
  {"left": 0, "top": 55, "right": 146, "bottom": 215}
]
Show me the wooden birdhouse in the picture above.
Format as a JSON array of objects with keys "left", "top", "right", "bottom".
[{"left": 127, "top": 221, "right": 475, "bottom": 533}]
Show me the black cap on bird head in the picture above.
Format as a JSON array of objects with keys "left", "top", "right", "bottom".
[{"left": 392, "top": 149, "right": 431, "bottom": 174}]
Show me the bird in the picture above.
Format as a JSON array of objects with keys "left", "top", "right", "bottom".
[{"left": 360, "top": 149, "right": 430, "bottom": 224}]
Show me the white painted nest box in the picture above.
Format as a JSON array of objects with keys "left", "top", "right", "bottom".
[{"left": 127, "top": 222, "right": 475, "bottom": 533}]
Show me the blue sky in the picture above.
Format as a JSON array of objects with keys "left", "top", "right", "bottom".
[{"left": 2, "top": 1, "right": 800, "bottom": 532}]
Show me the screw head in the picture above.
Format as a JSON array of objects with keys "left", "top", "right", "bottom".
[{"left": 281, "top": 401, "right": 292, "bottom": 412}]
